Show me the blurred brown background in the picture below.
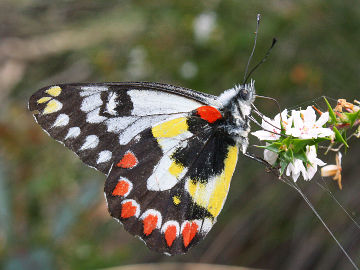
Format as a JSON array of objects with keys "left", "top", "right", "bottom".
[{"left": 0, "top": 1, "right": 359, "bottom": 269}]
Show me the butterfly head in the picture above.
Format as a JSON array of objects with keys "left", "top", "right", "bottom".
[
  {"left": 235, "top": 79, "right": 256, "bottom": 116},
  {"left": 219, "top": 80, "right": 256, "bottom": 152}
]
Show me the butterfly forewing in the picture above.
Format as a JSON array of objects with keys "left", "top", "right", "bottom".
[{"left": 28, "top": 82, "right": 216, "bottom": 174}]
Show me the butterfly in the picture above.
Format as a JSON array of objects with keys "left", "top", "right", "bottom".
[{"left": 28, "top": 79, "right": 256, "bottom": 255}]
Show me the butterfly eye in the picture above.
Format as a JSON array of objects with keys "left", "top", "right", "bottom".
[{"left": 239, "top": 89, "right": 249, "bottom": 100}]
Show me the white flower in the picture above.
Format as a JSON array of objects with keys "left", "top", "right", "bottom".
[
  {"left": 264, "top": 144, "right": 278, "bottom": 165},
  {"left": 252, "top": 109, "right": 292, "bottom": 141},
  {"left": 286, "top": 145, "right": 326, "bottom": 182},
  {"left": 304, "top": 145, "right": 326, "bottom": 180},
  {"left": 286, "top": 106, "right": 334, "bottom": 139},
  {"left": 286, "top": 158, "right": 308, "bottom": 182}
]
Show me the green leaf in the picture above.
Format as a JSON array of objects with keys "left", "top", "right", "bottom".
[
  {"left": 324, "top": 97, "right": 337, "bottom": 124},
  {"left": 344, "top": 110, "right": 360, "bottom": 127},
  {"left": 294, "top": 149, "right": 309, "bottom": 164},
  {"left": 260, "top": 142, "right": 281, "bottom": 153},
  {"left": 280, "top": 136, "right": 292, "bottom": 147},
  {"left": 291, "top": 137, "right": 328, "bottom": 153},
  {"left": 333, "top": 126, "right": 349, "bottom": 147},
  {"left": 280, "top": 158, "right": 289, "bottom": 175},
  {"left": 283, "top": 149, "right": 294, "bottom": 163}
]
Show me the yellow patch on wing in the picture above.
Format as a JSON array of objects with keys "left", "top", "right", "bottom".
[
  {"left": 45, "top": 86, "right": 62, "bottom": 97},
  {"left": 169, "top": 161, "right": 184, "bottom": 177},
  {"left": 37, "top": 97, "right": 52, "bottom": 104},
  {"left": 43, "top": 99, "right": 63, "bottom": 114},
  {"left": 172, "top": 195, "right": 181, "bottom": 205},
  {"left": 187, "top": 145, "right": 238, "bottom": 218},
  {"left": 152, "top": 117, "right": 188, "bottom": 138}
]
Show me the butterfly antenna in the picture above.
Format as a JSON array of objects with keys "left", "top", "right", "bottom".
[
  {"left": 248, "top": 115, "right": 282, "bottom": 137},
  {"left": 243, "top": 14, "right": 261, "bottom": 84},
  {"left": 251, "top": 95, "right": 285, "bottom": 133},
  {"left": 244, "top": 38, "right": 277, "bottom": 84},
  {"left": 254, "top": 95, "right": 282, "bottom": 117}
]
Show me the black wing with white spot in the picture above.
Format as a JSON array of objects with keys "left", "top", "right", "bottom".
[{"left": 28, "top": 82, "right": 218, "bottom": 174}]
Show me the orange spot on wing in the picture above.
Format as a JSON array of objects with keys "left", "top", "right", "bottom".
[
  {"left": 143, "top": 214, "right": 158, "bottom": 236},
  {"left": 165, "top": 225, "right": 177, "bottom": 247},
  {"left": 116, "top": 151, "right": 138, "bottom": 168},
  {"left": 182, "top": 221, "right": 198, "bottom": 247},
  {"left": 121, "top": 201, "right": 137, "bottom": 218},
  {"left": 112, "top": 180, "right": 129, "bottom": 196},
  {"left": 196, "top": 106, "right": 222, "bottom": 123}
]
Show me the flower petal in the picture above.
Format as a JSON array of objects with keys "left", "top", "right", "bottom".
[
  {"left": 316, "top": 128, "right": 334, "bottom": 138},
  {"left": 315, "top": 112, "right": 329, "bottom": 127},
  {"left": 286, "top": 128, "right": 301, "bottom": 137},
  {"left": 251, "top": 130, "right": 279, "bottom": 141},
  {"left": 264, "top": 149, "right": 278, "bottom": 165},
  {"left": 292, "top": 110, "right": 303, "bottom": 129},
  {"left": 261, "top": 116, "right": 277, "bottom": 130},
  {"left": 302, "top": 106, "right": 316, "bottom": 124},
  {"left": 321, "top": 165, "right": 338, "bottom": 177}
]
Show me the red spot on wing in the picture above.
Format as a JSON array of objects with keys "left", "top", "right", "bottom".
[
  {"left": 165, "top": 225, "right": 177, "bottom": 247},
  {"left": 121, "top": 201, "right": 137, "bottom": 218},
  {"left": 116, "top": 151, "right": 138, "bottom": 168},
  {"left": 143, "top": 214, "right": 158, "bottom": 236},
  {"left": 182, "top": 221, "right": 199, "bottom": 247},
  {"left": 112, "top": 179, "right": 130, "bottom": 196},
  {"left": 196, "top": 106, "right": 222, "bottom": 123}
]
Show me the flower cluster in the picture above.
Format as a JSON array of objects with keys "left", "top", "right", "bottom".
[
  {"left": 252, "top": 97, "right": 360, "bottom": 187},
  {"left": 252, "top": 106, "right": 334, "bottom": 182}
]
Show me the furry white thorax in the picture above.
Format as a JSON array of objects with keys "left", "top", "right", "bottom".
[{"left": 219, "top": 80, "right": 256, "bottom": 153}]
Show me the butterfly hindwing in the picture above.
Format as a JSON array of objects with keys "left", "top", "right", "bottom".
[
  {"left": 104, "top": 109, "right": 239, "bottom": 254},
  {"left": 28, "top": 82, "right": 217, "bottom": 174}
]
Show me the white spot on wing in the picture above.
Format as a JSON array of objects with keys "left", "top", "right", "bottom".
[
  {"left": 52, "top": 113, "right": 69, "bottom": 127},
  {"left": 86, "top": 108, "right": 107, "bottom": 123},
  {"left": 156, "top": 131, "right": 192, "bottom": 152},
  {"left": 134, "top": 135, "right": 141, "bottom": 142},
  {"left": 80, "top": 135, "right": 99, "bottom": 150},
  {"left": 128, "top": 90, "right": 202, "bottom": 116},
  {"left": 147, "top": 129, "right": 191, "bottom": 191},
  {"left": 105, "top": 117, "right": 137, "bottom": 133},
  {"left": 147, "top": 151, "right": 188, "bottom": 191},
  {"left": 97, "top": 150, "right": 112, "bottom": 164},
  {"left": 65, "top": 127, "right": 81, "bottom": 139},
  {"left": 80, "top": 93, "right": 102, "bottom": 112},
  {"left": 201, "top": 218, "right": 214, "bottom": 234},
  {"left": 105, "top": 92, "right": 118, "bottom": 115},
  {"left": 80, "top": 86, "right": 108, "bottom": 96},
  {"left": 118, "top": 114, "right": 183, "bottom": 145}
]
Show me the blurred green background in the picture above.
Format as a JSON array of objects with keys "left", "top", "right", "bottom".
[{"left": 0, "top": 0, "right": 359, "bottom": 269}]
